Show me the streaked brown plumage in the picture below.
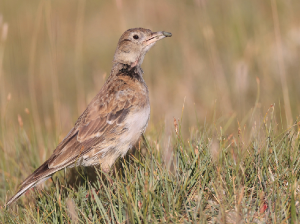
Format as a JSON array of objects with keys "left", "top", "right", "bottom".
[{"left": 5, "top": 28, "right": 171, "bottom": 206}]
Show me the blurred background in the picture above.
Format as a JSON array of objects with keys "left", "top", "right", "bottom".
[{"left": 0, "top": 0, "right": 300, "bottom": 173}]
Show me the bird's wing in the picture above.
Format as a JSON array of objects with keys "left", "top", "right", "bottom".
[
  {"left": 19, "top": 77, "right": 140, "bottom": 185},
  {"left": 48, "top": 78, "right": 139, "bottom": 169}
]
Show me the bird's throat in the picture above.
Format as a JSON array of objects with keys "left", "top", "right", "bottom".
[{"left": 114, "top": 63, "right": 144, "bottom": 82}]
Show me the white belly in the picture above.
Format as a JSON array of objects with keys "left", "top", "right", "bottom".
[{"left": 119, "top": 105, "right": 150, "bottom": 155}]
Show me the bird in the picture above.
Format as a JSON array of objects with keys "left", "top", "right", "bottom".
[{"left": 6, "top": 28, "right": 172, "bottom": 206}]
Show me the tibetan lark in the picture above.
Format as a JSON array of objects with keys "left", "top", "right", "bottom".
[{"left": 6, "top": 28, "right": 172, "bottom": 206}]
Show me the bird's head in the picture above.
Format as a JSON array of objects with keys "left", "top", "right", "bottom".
[{"left": 113, "top": 28, "right": 172, "bottom": 68}]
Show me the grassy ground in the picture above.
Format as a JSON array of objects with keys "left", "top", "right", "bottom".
[
  {"left": 1, "top": 107, "right": 300, "bottom": 223},
  {"left": 1, "top": 0, "right": 300, "bottom": 223}
]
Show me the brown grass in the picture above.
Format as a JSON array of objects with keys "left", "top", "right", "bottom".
[{"left": 0, "top": 0, "right": 300, "bottom": 219}]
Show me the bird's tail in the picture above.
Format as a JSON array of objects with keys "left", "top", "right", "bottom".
[{"left": 5, "top": 160, "right": 58, "bottom": 207}]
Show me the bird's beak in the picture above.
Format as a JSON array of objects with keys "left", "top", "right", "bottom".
[{"left": 144, "top": 31, "right": 172, "bottom": 46}]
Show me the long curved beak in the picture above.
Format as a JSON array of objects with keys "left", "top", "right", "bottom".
[{"left": 144, "top": 31, "right": 172, "bottom": 46}]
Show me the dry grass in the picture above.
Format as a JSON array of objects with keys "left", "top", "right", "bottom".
[{"left": 0, "top": 0, "right": 300, "bottom": 222}]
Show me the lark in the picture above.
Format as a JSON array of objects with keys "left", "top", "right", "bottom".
[{"left": 6, "top": 28, "right": 172, "bottom": 206}]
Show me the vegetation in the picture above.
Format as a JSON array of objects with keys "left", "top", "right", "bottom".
[
  {"left": 2, "top": 109, "right": 300, "bottom": 223},
  {"left": 1, "top": 0, "right": 300, "bottom": 223}
]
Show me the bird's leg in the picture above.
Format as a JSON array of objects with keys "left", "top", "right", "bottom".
[
  {"left": 85, "top": 166, "right": 113, "bottom": 200},
  {"left": 101, "top": 165, "right": 114, "bottom": 185}
]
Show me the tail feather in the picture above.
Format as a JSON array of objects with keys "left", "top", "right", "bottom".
[
  {"left": 5, "top": 182, "right": 37, "bottom": 207},
  {"left": 5, "top": 161, "right": 59, "bottom": 207}
]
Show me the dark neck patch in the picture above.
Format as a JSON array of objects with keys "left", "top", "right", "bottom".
[{"left": 117, "top": 64, "right": 143, "bottom": 82}]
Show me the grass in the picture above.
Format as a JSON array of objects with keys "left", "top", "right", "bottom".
[
  {"left": 1, "top": 0, "right": 300, "bottom": 223},
  {"left": 1, "top": 107, "right": 300, "bottom": 223}
]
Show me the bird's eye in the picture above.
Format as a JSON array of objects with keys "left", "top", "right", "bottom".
[{"left": 133, "top": 35, "right": 139, "bottom": 40}]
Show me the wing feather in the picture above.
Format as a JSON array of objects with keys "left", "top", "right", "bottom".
[{"left": 47, "top": 79, "right": 137, "bottom": 169}]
